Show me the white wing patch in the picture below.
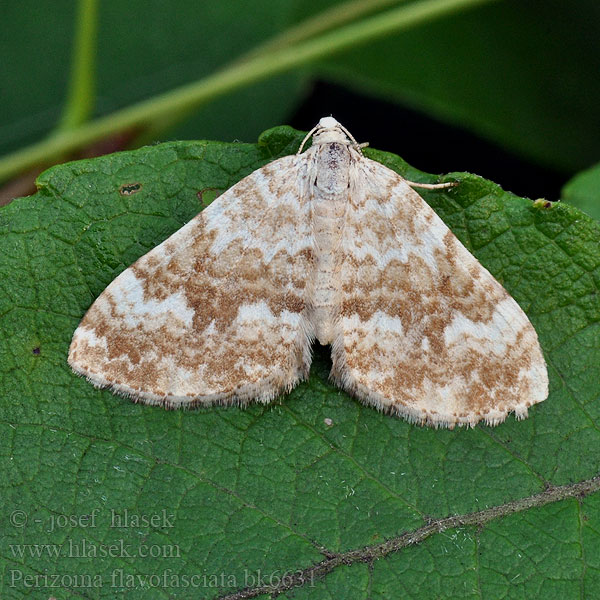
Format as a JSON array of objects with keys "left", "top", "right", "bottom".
[
  {"left": 330, "top": 158, "right": 548, "bottom": 427},
  {"left": 69, "top": 117, "right": 548, "bottom": 427},
  {"left": 69, "top": 155, "right": 316, "bottom": 407}
]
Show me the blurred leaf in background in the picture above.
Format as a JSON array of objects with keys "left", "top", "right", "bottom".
[
  {"left": 563, "top": 161, "right": 600, "bottom": 219},
  {"left": 1, "top": 0, "right": 599, "bottom": 218},
  {"left": 0, "top": 0, "right": 300, "bottom": 154}
]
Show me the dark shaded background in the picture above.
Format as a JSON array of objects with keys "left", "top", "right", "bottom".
[{"left": 290, "top": 80, "right": 566, "bottom": 201}]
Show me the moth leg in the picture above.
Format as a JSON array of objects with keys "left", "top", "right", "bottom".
[{"left": 406, "top": 180, "right": 458, "bottom": 190}]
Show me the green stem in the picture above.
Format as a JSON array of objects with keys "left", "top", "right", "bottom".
[
  {"left": 0, "top": 0, "right": 498, "bottom": 182},
  {"left": 57, "top": 0, "right": 99, "bottom": 131},
  {"left": 138, "top": 0, "right": 405, "bottom": 143},
  {"left": 239, "top": 0, "right": 403, "bottom": 61}
]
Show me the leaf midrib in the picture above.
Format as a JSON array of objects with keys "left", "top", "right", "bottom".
[
  {"left": 216, "top": 475, "right": 600, "bottom": 600},
  {"left": 6, "top": 411, "right": 598, "bottom": 595}
]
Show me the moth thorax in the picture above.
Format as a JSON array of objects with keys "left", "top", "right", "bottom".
[
  {"left": 310, "top": 144, "right": 349, "bottom": 345},
  {"left": 312, "top": 143, "right": 350, "bottom": 195}
]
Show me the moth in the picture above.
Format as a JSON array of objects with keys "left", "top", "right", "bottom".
[{"left": 68, "top": 117, "right": 548, "bottom": 427}]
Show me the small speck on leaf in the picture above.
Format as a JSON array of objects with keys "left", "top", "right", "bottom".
[
  {"left": 119, "top": 182, "right": 142, "bottom": 196},
  {"left": 197, "top": 187, "right": 222, "bottom": 208},
  {"left": 32, "top": 347, "right": 40, "bottom": 355},
  {"left": 533, "top": 198, "right": 556, "bottom": 209}
]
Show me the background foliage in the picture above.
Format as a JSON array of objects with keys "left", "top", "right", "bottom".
[
  {"left": 2, "top": 0, "right": 600, "bottom": 217},
  {"left": 1, "top": 1, "right": 599, "bottom": 598}
]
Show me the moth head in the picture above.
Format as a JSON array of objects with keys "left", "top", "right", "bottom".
[
  {"left": 318, "top": 116, "right": 341, "bottom": 129},
  {"left": 298, "top": 116, "right": 359, "bottom": 154},
  {"left": 313, "top": 117, "right": 350, "bottom": 146}
]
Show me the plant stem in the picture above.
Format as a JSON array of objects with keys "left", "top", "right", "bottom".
[
  {"left": 57, "top": 0, "right": 99, "bottom": 131},
  {"left": 0, "top": 0, "right": 498, "bottom": 182},
  {"left": 138, "top": 0, "right": 405, "bottom": 142},
  {"left": 239, "top": 0, "right": 403, "bottom": 61}
]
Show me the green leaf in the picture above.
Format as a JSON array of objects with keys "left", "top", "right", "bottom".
[
  {"left": 562, "top": 161, "right": 600, "bottom": 223},
  {"left": 1, "top": 125, "right": 599, "bottom": 599},
  {"left": 0, "top": 0, "right": 302, "bottom": 156},
  {"left": 311, "top": 0, "right": 600, "bottom": 171}
]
